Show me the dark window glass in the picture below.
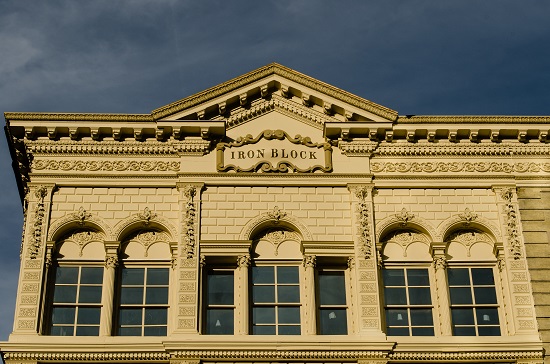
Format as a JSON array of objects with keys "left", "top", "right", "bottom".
[
  {"left": 117, "top": 267, "right": 169, "bottom": 336},
  {"left": 448, "top": 267, "right": 500, "bottom": 336},
  {"left": 319, "top": 271, "right": 346, "bottom": 305},
  {"left": 383, "top": 268, "right": 434, "bottom": 336},
  {"left": 204, "top": 270, "right": 234, "bottom": 335},
  {"left": 319, "top": 308, "right": 347, "bottom": 335},
  {"left": 251, "top": 265, "right": 300, "bottom": 335},
  {"left": 48, "top": 265, "right": 103, "bottom": 336}
]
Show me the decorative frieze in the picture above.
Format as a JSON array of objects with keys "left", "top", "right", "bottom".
[
  {"left": 181, "top": 185, "right": 197, "bottom": 259},
  {"left": 353, "top": 186, "right": 374, "bottom": 260},
  {"left": 371, "top": 161, "right": 550, "bottom": 174},
  {"left": 498, "top": 187, "right": 523, "bottom": 259},
  {"left": 28, "top": 186, "right": 48, "bottom": 259},
  {"left": 32, "top": 159, "right": 180, "bottom": 172}
]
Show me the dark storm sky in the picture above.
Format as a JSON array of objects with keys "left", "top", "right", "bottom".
[{"left": 0, "top": 0, "right": 549, "bottom": 339}]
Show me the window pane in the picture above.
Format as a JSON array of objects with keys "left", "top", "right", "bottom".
[
  {"left": 410, "top": 308, "right": 434, "bottom": 326},
  {"left": 407, "top": 269, "right": 429, "bottom": 286},
  {"left": 144, "top": 308, "right": 167, "bottom": 325},
  {"left": 252, "top": 266, "right": 274, "bottom": 284},
  {"left": 478, "top": 326, "right": 501, "bottom": 336},
  {"left": 472, "top": 268, "right": 495, "bottom": 285},
  {"left": 474, "top": 287, "right": 497, "bottom": 304},
  {"left": 76, "top": 326, "right": 99, "bottom": 336},
  {"left": 144, "top": 326, "right": 166, "bottom": 336},
  {"left": 253, "top": 325, "right": 276, "bottom": 335},
  {"left": 147, "top": 268, "right": 169, "bottom": 285},
  {"left": 119, "top": 308, "right": 142, "bottom": 325},
  {"left": 53, "top": 286, "right": 77, "bottom": 303},
  {"left": 319, "top": 271, "right": 346, "bottom": 305},
  {"left": 277, "top": 285, "right": 300, "bottom": 303},
  {"left": 146, "top": 287, "right": 168, "bottom": 304},
  {"left": 383, "top": 269, "right": 405, "bottom": 286},
  {"left": 120, "top": 287, "right": 144, "bottom": 304},
  {"left": 386, "top": 309, "right": 409, "bottom": 326},
  {"left": 77, "top": 307, "right": 101, "bottom": 325},
  {"left": 278, "top": 307, "right": 300, "bottom": 324},
  {"left": 449, "top": 287, "right": 472, "bottom": 304},
  {"left": 412, "top": 327, "right": 434, "bottom": 336},
  {"left": 79, "top": 286, "right": 103, "bottom": 303},
  {"left": 384, "top": 287, "right": 407, "bottom": 305},
  {"left": 51, "top": 307, "right": 75, "bottom": 324},
  {"left": 206, "top": 308, "right": 234, "bottom": 334},
  {"left": 207, "top": 271, "right": 234, "bottom": 305},
  {"left": 476, "top": 308, "right": 499, "bottom": 325},
  {"left": 453, "top": 326, "right": 476, "bottom": 336},
  {"left": 50, "top": 326, "right": 74, "bottom": 336},
  {"left": 277, "top": 266, "right": 299, "bottom": 283},
  {"left": 387, "top": 327, "right": 409, "bottom": 336},
  {"left": 253, "top": 285, "right": 275, "bottom": 303},
  {"left": 253, "top": 307, "right": 275, "bottom": 324},
  {"left": 121, "top": 268, "right": 144, "bottom": 285},
  {"left": 319, "top": 308, "right": 347, "bottom": 335},
  {"left": 408, "top": 287, "right": 431, "bottom": 305},
  {"left": 56, "top": 267, "right": 78, "bottom": 284},
  {"left": 448, "top": 268, "right": 470, "bottom": 285},
  {"left": 278, "top": 325, "right": 301, "bottom": 335},
  {"left": 80, "top": 267, "right": 103, "bottom": 284},
  {"left": 118, "top": 327, "right": 142, "bottom": 336},
  {"left": 452, "top": 308, "right": 475, "bottom": 325}
]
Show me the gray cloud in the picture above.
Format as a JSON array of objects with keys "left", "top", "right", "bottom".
[{"left": 1, "top": 0, "right": 549, "bottom": 340}]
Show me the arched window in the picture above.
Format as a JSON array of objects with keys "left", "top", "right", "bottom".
[
  {"left": 115, "top": 229, "right": 172, "bottom": 336},
  {"left": 46, "top": 229, "right": 105, "bottom": 336},
  {"left": 445, "top": 229, "right": 501, "bottom": 336},
  {"left": 380, "top": 229, "right": 436, "bottom": 336}
]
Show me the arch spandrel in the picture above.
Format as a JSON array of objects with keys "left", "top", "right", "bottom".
[
  {"left": 376, "top": 213, "right": 437, "bottom": 243},
  {"left": 437, "top": 212, "right": 502, "bottom": 243},
  {"left": 380, "top": 230, "right": 432, "bottom": 261},
  {"left": 239, "top": 207, "right": 312, "bottom": 241},
  {"left": 252, "top": 228, "right": 302, "bottom": 260},
  {"left": 120, "top": 230, "right": 172, "bottom": 259},
  {"left": 113, "top": 211, "right": 177, "bottom": 243},
  {"left": 445, "top": 230, "right": 496, "bottom": 260},
  {"left": 55, "top": 230, "right": 106, "bottom": 259},
  {"left": 48, "top": 212, "right": 113, "bottom": 242}
]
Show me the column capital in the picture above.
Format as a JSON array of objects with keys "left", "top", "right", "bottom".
[
  {"left": 237, "top": 254, "right": 251, "bottom": 268},
  {"left": 302, "top": 254, "right": 316, "bottom": 268}
]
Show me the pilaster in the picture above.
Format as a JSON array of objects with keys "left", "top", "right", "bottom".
[
  {"left": 174, "top": 182, "right": 204, "bottom": 334},
  {"left": 492, "top": 185, "right": 539, "bottom": 336},
  {"left": 12, "top": 183, "right": 55, "bottom": 336},
  {"left": 430, "top": 243, "right": 452, "bottom": 336},
  {"left": 302, "top": 254, "right": 317, "bottom": 335},
  {"left": 236, "top": 254, "right": 250, "bottom": 335},
  {"left": 348, "top": 183, "right": 384, "bottom": 337},
  {"left": 100, "top": 242, "right": 119, "bottom": 336}
]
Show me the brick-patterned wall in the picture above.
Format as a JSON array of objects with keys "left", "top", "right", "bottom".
[
  {"left": 374, "top": 188, "right": 499, "bottom": 227},
  {"left": 518, "top": 187, "right": 550, "bottom": 363},
  {"left": 50, "top": 187, "right": 179, "bottom": 221},
  {"left": 201, "top": 186, "right": 352, "bottom": 240}
]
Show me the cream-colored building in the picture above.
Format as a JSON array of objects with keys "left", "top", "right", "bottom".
[{"left": 2, "top": 63, "right": 550, "bottom": 364}]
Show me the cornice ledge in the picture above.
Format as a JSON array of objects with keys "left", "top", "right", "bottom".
[
  {"left": 398, "top": 115, "right": 550, "bottom": 124},
  {"left": 2, "top": 351, "right": 170, "bottom": 361},
  {"left": 389, "top": 351, "right": 543, "bottom": 361},
  {"left": 172, "top": 349, "right": 389, "bottom": 359},
  {"left": 371, "top": 161, "right": 550, "bottom": 174},
  {"left": 377, "top": 142, "right": 550, "bottom": 156},
  {"left": 5, "top": 112, "right": 152, "bottom": 122}
]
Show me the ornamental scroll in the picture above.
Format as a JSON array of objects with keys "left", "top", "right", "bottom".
[{"left": 216, "top": 129, "right": 332, "bottom": 173}]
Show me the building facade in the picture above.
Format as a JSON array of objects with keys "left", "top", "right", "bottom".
[{"left": 2, "top": 63, "right": 549, "bottom": 364}]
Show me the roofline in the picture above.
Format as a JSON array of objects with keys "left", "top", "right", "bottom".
[
  {"left": 398, "top": 115, "right": 550, "bottom": 124},
  {"left": 151, "top": 63, "right": 399, "bottom": 121}
]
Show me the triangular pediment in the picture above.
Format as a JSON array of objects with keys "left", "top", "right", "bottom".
[{"left": 154, "top": 63, "right": 398, "bottom": 127}]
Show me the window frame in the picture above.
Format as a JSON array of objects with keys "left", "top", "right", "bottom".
[
  {"left": 250, "top": 260, "right": 303, "bottom": 335},
  {"left": 202, "top": 267, "right": 236, "bottom": 335},
  {"left": 45, "top": 262, "right": 104, "bottom": 336},
  {"left": 382, "top": 263, "right": 437, "bottom": 337},
  {"left": 114, "top": 261, "right": 171, "bottom": 337},
  {"left": 316, "top": 266, "right": 349, "bottom": 335},
  {"left": 446, "top": 263, "right": 502, "bottom": 336}
]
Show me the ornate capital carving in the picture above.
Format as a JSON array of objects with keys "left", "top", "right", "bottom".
[
  {"left": 302, "top": 254, "right": 316, "bottom": 268},
  {"left": 433, "top": 256, "right": 447, "bottom": 270},
  {"left": 347, "top": 256, "right": 355, "bottom": 270},
  {"left": 237, "top": 254, "right": 251, "bottom": 268},
  {"left": 105, "top": 255, "right": 119, "bottom": 269},
  {"left": 352, "top": 185, "right": 374, "bottom": 260}
]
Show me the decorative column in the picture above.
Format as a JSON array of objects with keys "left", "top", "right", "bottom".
[
  {"left": 348, "top": 184, "right": 384, "bottom": 336},
  {"left": 100, "top": 246, "right": 118, "bottom": 336},
  {"left": 302, "top": 254, "right": 317, "bottom": 335},
  {"left": 492, "top": 185, "right": 538, "bottom": 336},
  {"left": 236, "top": 254, "right": 250, "bottom": 335},
  {"left": 13, "top": 183, "right": 55, "bottom": 335},
  {"left": 431, "top": 251, "right": 452, "bottom": 336},
  {"left": 174, "top": 183, "right": 203, "bottom": 334}
]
